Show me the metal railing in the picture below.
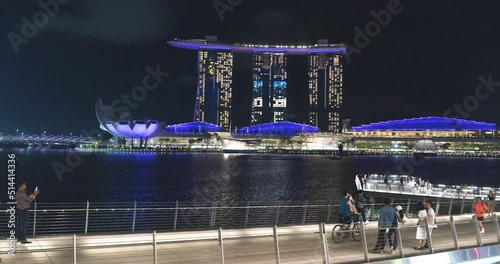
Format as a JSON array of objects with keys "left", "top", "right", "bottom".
[
  {"left": 1, "top": 199, "right": 471, "bottom": 237},
  {"left": 9, "top": 214, "right": 500, "bottom": 264},
  {"left": 360, "top": 174, "right": 500, "bottom": 199}
]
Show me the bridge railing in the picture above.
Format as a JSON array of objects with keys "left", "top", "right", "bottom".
[
  {"left": 1, "top": 199, "right": 466, "bottom": 237},
  {"left": 8, "top": 214, "right": 500, "bottom": 264}
]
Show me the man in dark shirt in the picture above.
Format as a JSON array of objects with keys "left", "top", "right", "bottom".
[
  {"left": 16, "top": 182, "right": 39, "bottom": 243},
  {"left": 371, "top": 199, "right": 401, "bottom": 254}
]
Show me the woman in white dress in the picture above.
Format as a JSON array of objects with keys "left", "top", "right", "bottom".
[{"left": 414, "top": 202, "right": 428, "bottom": 250}]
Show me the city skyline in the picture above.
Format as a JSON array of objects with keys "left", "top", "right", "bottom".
[
  {"left": 169, "top": 37, "right": 347, "bottom": 132},
  {"left": 1, "top": 1, "right": 500, "bottom": 134}
]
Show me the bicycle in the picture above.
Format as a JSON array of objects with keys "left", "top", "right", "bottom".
[{"left": 332, "top": 213, "right": 362, "bottom": 243}]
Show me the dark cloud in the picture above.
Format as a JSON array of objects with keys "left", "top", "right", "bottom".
[{"left": 44, "top": 0, "right": 170, "bottom": 43}]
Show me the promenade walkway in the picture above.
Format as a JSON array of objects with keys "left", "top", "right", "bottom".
[{"left": 2, "top": 214, "right": 499, "bottom": 263}]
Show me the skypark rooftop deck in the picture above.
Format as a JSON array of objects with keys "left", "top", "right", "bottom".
[{"left": 168, "top": 38, "right": 347, "bottom": 54}]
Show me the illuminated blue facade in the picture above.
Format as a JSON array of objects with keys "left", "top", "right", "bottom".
[
  {"left": 233, "top": 121, "right": 319, "bottom": 136},
  {"left": 352, "top": 117, "right": 496, "bottom": 131},
  {"left": 164, "top": 121, "right": 222, "bottom": 134}
]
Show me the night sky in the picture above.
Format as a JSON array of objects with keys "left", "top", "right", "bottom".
[{"left": 1, "top": 0, "right": 499, "bottom": 135}]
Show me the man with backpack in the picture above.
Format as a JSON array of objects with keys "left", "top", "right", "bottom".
[{"left": 473, "top": 197, "right": 488, "bottom": 233}]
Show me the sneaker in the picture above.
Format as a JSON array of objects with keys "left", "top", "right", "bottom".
[
  {"left": 390, "top": 250, "right": 395, "bottom": 254},
  {"left": 481, "top": 228, "right": 485, "bottom": 234},
  {"left": 20, "top": 240, "right": 32, "bottom": 244}
]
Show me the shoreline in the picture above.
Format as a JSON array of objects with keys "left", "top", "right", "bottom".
[
  {"left": 77, "top": 148, "right": 500, "bottom": 158},
  {"left": 2, "top": 146, "right": 499, "bottom": 158}
]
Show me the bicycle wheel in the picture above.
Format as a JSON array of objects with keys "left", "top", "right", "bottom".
[
  {"left": 332, "top": 225, "right": 344, "bottom": 243},
  {"left": 352, "top": 223, "right": 362, "bottom": 241}
]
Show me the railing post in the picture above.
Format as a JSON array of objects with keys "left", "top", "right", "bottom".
[
  {"left": 406, "top": 198, "right": 411, "bottom": 216},
  {"left": 302, "top": 201, "right": 308, "bottom": 224},
  {"left": 494, "top": 214, "right": 500, "bottom": 243},
  {"left": 275, "top": 201, "right": 281, "bottom": 226},
  {"left": 173, "top": 201, "right": 178, "bottom": 231},
  {"left": 369, "top": 196, "right": 375, "bottom": 221},
  {"left": 244, "top": 201, "right": 250, "bottom": 228},
  {"left": 360, "top": 220, "right": 370, "bottom": 263},
  {"left": 153, "top": 231, "right": 158, "bottom": 264},
  {"left": 73, "top": 234, "right": 77, "bottom": 264},
  {"left": 460, "top": 198, "right": 466, "bottom": 214},
  {"left": 450, "top": 216, "right": 460, "bottom": 250},
  {"left": 210, "top": 202, "right": 217, "bottom": 229},
  {"left": 397, "top": 225, "right": 404, "bottom": 258},
  {"left": 84, "top": 200, "right": 89, "bottom": 235},
  {"left": 448, "top": 199, "right": 454, "bottom": 216},
  {"left": 319, "top": 223, "right": 331, "bottom": 264},
  {"left": 435, "top": 198, "right": 441, "bottom": 216},
  {"left": 132, "top": 201, "right": 137, "bottom": 233},
  {"left": 273, "top": 225, "right": 281, "bottom": 264},
  {"left": 218, "top": 228, "right": 225, "bottom": 264},
  {"left": 472, "top": 215, "right": 483, "bottom": 247},
  {"left": 32, "top": 201, "right": 37, "bottom": 236},
  {"left": 326, "top": 200, "right": 332, "bottom": 223},
  {"left": 424, "top": 218, "right": 434, "bottom": 253}
]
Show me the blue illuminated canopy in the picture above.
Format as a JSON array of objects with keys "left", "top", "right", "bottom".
[
  {"left": 233, "top": 121, "right": 319, "bottom": 136},
  {"left": 164, "top": 121, "right": 222, "bottom": 134},
  {"left": 352, "top": 117, "right": 496, "bottom": 131}
]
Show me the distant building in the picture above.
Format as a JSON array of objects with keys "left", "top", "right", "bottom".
[
  {"left": 351, "top": 117, "right": 497, "bottom": 138},
  {"left": 308, "top": 40, "right": 344, "bottom": 132},
  {"left": 168, "top": 37, "right": 347, "bottom": 131},
  {"left": 233, "top": 121, "right": 319, "bottom": 137},
  {"left": 195, "top": 44, "right": 233, "bottom": 130},
  {"left": 252, "top": 53, "right": 287, "bottom": 124}
]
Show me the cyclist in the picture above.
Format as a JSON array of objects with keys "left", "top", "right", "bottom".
[{"left": 339, "top": 190, "right": 355, "bottom": 224}]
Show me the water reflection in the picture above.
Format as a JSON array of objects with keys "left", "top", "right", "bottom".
[{"left": 2, "top": 149, "right": 500, "bottom": 203}]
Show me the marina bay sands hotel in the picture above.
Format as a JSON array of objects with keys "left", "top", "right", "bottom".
[{"left": 168, "top": 36, "right": 347, "bottom": 132}]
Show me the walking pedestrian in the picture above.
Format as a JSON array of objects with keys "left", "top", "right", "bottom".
[
  {"left": 414, "top": 202, "right": 427, "bottom": 250},
  {"left": 487, "top": 190, "right": 496, "bottom": 217},
  {"left": 16, "top": 182, "right": 40, "bottom": 243},
  {"left": 371, "top": 199, "right": 401, "bottom": 254},
  {"left": 356, "top": 190, "right": 367, "bottom": 224},
  {"left": 423, "top": 200, "right": 437, "bottom": 248},
  {"left": 388, "top": 205, "right": 404, "bottom": 254},
  {"left": 473, "top": 197, "right": 488, "bottom": 233}
]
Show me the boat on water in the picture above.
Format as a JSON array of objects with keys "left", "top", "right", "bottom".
[{"left": 356, "top": 173, "right": 498, "bottom": 200}]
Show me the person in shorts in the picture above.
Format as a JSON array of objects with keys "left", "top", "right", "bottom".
[{"left": 473, "top": 197, "right": 488, "bottom": 233}]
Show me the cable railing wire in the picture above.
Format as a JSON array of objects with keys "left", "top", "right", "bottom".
[{"left": 0, "top": 199, "right": 470, "bottom": 236}]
